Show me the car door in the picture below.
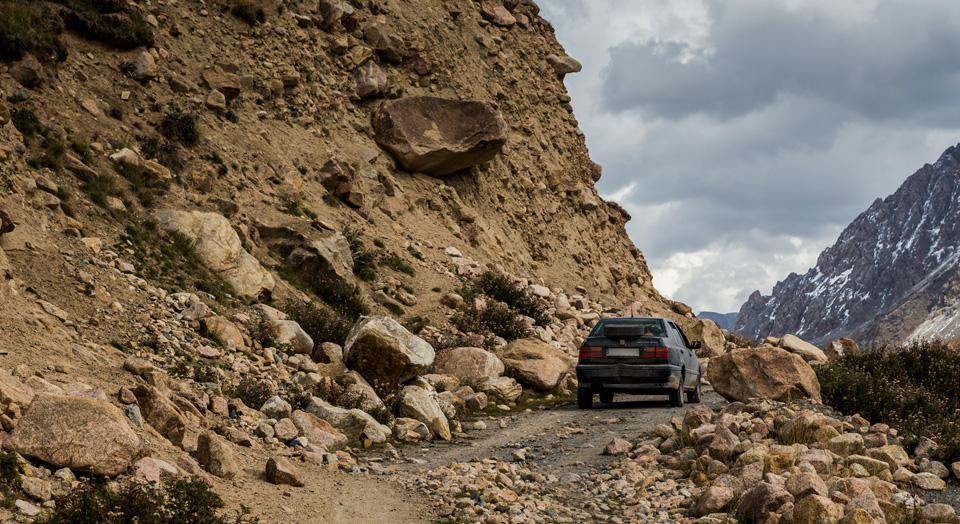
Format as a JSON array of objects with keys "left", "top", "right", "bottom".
[
  {"left": 667, "top": 322, "right": 696, "bottom": 382},
  {"left": 670, "top": 322, "right": 700, "bottom": 373}
]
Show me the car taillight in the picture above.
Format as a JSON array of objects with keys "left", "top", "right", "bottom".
[
  {"left": 642, "top": 347, "right": 669, "bottom": 359},
  {"left": 579, "top": 346, "right": 602, "bottom": 358}
]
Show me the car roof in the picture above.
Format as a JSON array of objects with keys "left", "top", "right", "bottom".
[{"left": 603, "top": 316, "right": 670, "bottom": 322}]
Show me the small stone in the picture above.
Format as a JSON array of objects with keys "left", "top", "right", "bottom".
[
  {"left": 266, "top": 457, "right": 304, "bottom": 487},
  {"left": 602, "top": 438, "right": 631, "bottom": 455},
  {"left": 15, "top": 499, "right": 40, "bottom": 517}
]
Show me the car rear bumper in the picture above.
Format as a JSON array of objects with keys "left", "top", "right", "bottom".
[{"left": 576, "top": 363, "right": 681, "bottom": 392}]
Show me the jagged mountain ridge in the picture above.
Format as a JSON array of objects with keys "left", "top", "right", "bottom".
[{"left": 735, "top": 144, "right": 960, "bottom": 346}]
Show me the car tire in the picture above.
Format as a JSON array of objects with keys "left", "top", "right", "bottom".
[
  {"left": 577, "top": 387, "right": 593, "bottom": 409},
  {"left": 687, "top": 374, "right": 702, "bottom": 404},
  {"left": 669, "top": 371, "right": 685, "bottom": 408},
  {"left": 599, "top": 391, "right": 614, "bottom": 404}
]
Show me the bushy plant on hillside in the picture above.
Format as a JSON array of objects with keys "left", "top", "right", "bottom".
[
  {"left": 450, "top": 270, "right": 550, "bottom": 341},
  {"left": 471, "top": 271, "right": 550, "bottom": 328},
  {"left": 817, "top": 340, "right": 960, "bottom": 462},
  {"left": 37, "top": 478, "right": 256, "bottom": 524}
]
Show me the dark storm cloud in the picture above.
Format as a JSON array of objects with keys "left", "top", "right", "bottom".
[
  {"left": 601, "top": 0, "right": 960, "bottom": 124},
  {"left": 538, "top": 0, "right": 960, "bottom": 312}
]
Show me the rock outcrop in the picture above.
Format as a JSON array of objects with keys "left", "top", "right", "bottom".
[{"left": 154, "top": 210, "right": 275, "bottom": 300}]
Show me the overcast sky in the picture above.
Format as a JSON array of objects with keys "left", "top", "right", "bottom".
[{"left": 538, "top": 0, "right": 960, "bottom": 313}]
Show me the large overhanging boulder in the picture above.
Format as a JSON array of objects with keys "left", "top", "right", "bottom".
[
  {"left": 343, "top": 316, "right": 435, "bottom": 392},
  {"left": 154, "top": 210, "right": 275, "bottom": 300},
  {"left": 706, "top": 347, "right": 821, "bottom": 403},
  {"left": 779, "top": 334, "right": 829, "bottom": 364},
  {"left": 372, "top": 96, "right": 508, "bottom": 177}
]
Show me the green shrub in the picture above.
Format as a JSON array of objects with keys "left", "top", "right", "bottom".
[
  {"left": 80, "top": 173, "right": 121, "bottom": 209},
  {"left": 343, "top": 226, "right": 376, "bottom": 281},
  {"left": 158, "top": 111, "right": 200, "bottom": 146},
  {"left": 225, "top": 377, "right": 273, "bottom": 410},
  {"left": 56, "top": 0, "right": 154, "bottom": 50},
  {"left": 36, "top": 477, "right": 256, "bottom": 524},
  {"left": 381, "top": 252, "right": 415, "bottom": 277},
  {"left": 452, "top": 301, "right": 529, "bottom": 341},
  {"left": 114, "top": 162, "right": 156, "bottom": 207},
  {"left": 10, "top": 108, "right": 44, "bottom": 142},
  {"left": 283, "top": 299, "right": 353, "bottom": 347},
  {"left": 471, "top": 271, "right": 550, "bottom": 327},
  {"left": 230, "top": 0, "right": 266, "bottom": 25},
  {"left": 322, "top": 193, "right": 342, "bottom": 207},
  {"left": 71, "top": 141, "right": 93, "bottom": 164},
  {"left": 817, "top": 340, "right": 960, "bottom": 462},
  {"left": 0, "top": 1, "right": 67, "bottom": 62},
  {"left": 142, "top": 135, "right": 185, "bottom": 173},
  {"left": 404, "top": 315, "right": 428, "bottom": 334},
  {"left": 28, "top": 135, "right": 67, "bottom": 171},
  {"left": 248, "top": 317, "right": 277, "bottom": 349}
]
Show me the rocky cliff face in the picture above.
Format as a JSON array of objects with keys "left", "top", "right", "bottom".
[
  {"left": 0, "top": 0, "right": 666, "bottom": 317},
  {"left": 736, "top": 144, "right": 960, "bottom": 347}
]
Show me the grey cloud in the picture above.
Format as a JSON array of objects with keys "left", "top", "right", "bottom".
[
  {"left": 539, "top": 0, "right": 960, "bottom": 312},
  {"left": 601, "top": 0, "right": 960, "bottom": 124}
]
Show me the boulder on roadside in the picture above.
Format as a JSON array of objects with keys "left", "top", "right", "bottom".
[
  {"left": 686, "top": 319, "right": 725, "bottom": 358},
  {"left": 478, "top": 376, "right": 522, "bottom": 402},
  {"left": 3, "top": 394, "right": 147, "bottom": 477},
  {"left": 343, "top": 316, "right": 435, "bottom": 392},
  {"left": 706, "top": 347, "right": 821, "bottom": 403},
  {"left": 197, "top": 432, "right": 238, "bottom": 479},
  {"left": 824, "top": 337, "right": 860, "bottom": 361},
  {"left": 354, "top": 61, "right": 387, "bottom": 99},
  {"left": 372, "top": 96, "right": 508, "bottom": 177},
  {"left": 434, "top": 347, "right": 504, "bottom": 385},
  {"left": 497, "top": 339, "right": 572, "bottom": 390},
  {"left": 779, "top": 334, "right": 829, "bottom": 364},
  {"left": 736, "top": 482, "right": 793, "bottom": 522},
  {"left": 154, "top": 210, "right": 275, "bottom": 300},
  {"left": 398, "top": 385, "right": 451, "bottom": 441}
]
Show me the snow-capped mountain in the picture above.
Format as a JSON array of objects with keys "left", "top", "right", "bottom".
[{"left": 735, "top": 144, "right": 960, "bottom": 347}]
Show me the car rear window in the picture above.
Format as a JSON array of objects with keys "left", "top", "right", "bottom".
[{"left": 590, "top": 318, "right": 666, "bottom": 338}]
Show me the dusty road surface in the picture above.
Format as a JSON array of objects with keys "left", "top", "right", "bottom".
[
  {"left": 346, "top": 387, "right": 729, "bottom": 524},
  {"left": 393, "top": 389, "right": 726, "bottom": 474}
]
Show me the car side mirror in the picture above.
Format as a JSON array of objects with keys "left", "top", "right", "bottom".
[{"left": 689, "top": 341, "right": 701, "bottom": 350}]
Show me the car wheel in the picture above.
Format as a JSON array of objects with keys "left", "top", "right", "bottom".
[
  {"left": 687, "top": 373, "right": 702, "bottom": 404},
  {"left": 577, "top": 386, "right": 593, "bottom": 409},
  {"left": 669, "top": 371, "right": 685, "bottom": 408},
  {"left": 599, "top": 391, "right": 614, "bottom": 404}
]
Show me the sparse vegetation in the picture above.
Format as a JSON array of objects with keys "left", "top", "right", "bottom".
[
  {"left": 55, "top": 0, "right": 155, "bottom": 50},
  {"left": 36, "top": 477, "right": 256, "bottom": 524},
  {"left": 0, "top": 2, "right": 68, "bottom": 62},
  {"left": 230, "top": 0, "right": 266, "bottom": 25},
  {"left": 122, "top": 222, "right": 237, "bottom": 306},
  {"left": 113, "top": 162, "right": 156, "bottom": 207},
  {"left": 381, "top": 252, "right": 416, "bottom": 277},
  {"left": 142, "top": 135, "right": 186, "bottom": 173},
  {"left": 10, "top": 108, "right": 44, "bottom": 142},
  {"left": 449, "top": 270, "right": 549, "bottom": 341},
  {"left": 225, "top": 377, "right": 273, "bottom": 410},
  {"left": 343, "top": 226, "right": 377, "bottom": 281},
  {"left": 283, "top": 299, "right": 353, "bottom": 347},
  {"left": 818, "top": 340, "right": 960, "bottom": 463},
  {"left": 0, "top": 450, "right": 21, "bottom": 509},
  {"left": 28, "top": 134, "right": 67, "bottom": 171},
  {"left": 158, "top": 111, "right": 201, "bottom": 146}
]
